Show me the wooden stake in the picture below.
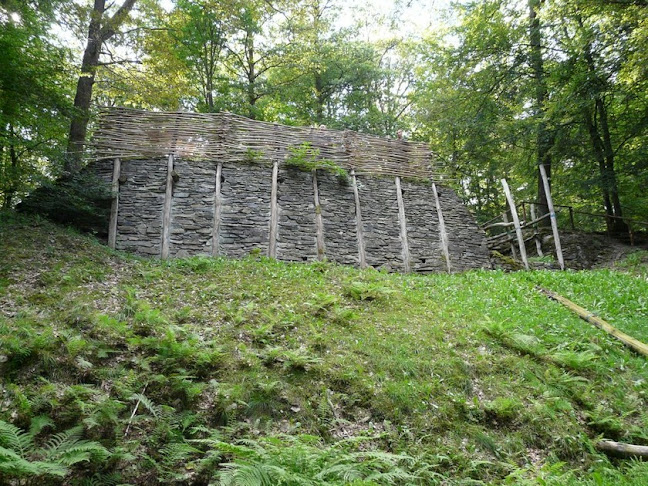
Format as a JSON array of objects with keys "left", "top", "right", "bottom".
[
  {"left": 538, "top": 287, "right": 648, "bottom": 357},
  {"left": 432, "top": 183, "right": 451, "bottom": 273},
  {"left": 501, "top": 179, "right": 529, "bottom": 270},
  {"left": 312, "top": 170, "right": 326, "bottom": 260},
  {"left": 530, "top": 204, "right": 544, "bottom": 257},
  {"left": 395, "top": 177, "right": 411, "bottom": 272},
  {"left": 161, "top": 154, "right": 174, "bottom": 259},
  {"left": 351, "top": 170, "right": 367, "bottom": 268},
  {"left": 211, "top": 162, "right": 222, "bottom": 256},
  {"left": 502, "top": 211, "right": 518, "bottom": 260},
  {"left": 268, "top": 160, "right": 279, "bottom": 258},
  {"left": 539, "top": 164, "right": 565, "bottom": 270},
  {"left": 108, "top": 157, "right": 121, "bottom": 249}
]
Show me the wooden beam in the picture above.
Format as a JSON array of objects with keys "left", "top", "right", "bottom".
[
  {"left": 351, "top": 170, "right": 367, "bottom": 268},
  {"left": 501, "top": 179, "right": 529, "bottom": 269},
  {"left": 596, "top": 440, "right": 648, "bottom": 459},
  {"left": 268, "top": 160, "right": 279, "bottom": 258},
  {"left": 538, "top": 287, "right": 648, "bottom": 357},
  {"left": 432, "top": 183, "right": 451, "bottom": 273},
  {"left": 395, "top": 177, "right": 411, "bottom": 272},
  {"left": 539, "top": 164, "right": 565, "bottom": 270},
  {"left": 312, "top": 170, "right": 326, "bottom": 260},
  {"left": 211, "top": 162, "right": 222, "bottom": 256},
  {"left": 161, "top": 154, "right": 174, "bottom": 259},
  {"left": 108, "top": 157, "right": 121, "bottom": 249}
]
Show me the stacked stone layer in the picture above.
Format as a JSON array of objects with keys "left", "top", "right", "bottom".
[{"left": 91, "top": 157, "right": 491, "bottom": 272}]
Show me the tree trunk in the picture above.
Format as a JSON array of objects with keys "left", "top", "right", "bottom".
[
  {"left": 314, "top": 72, "right": 325, "bottom": 124},
  {"left": 528, "top": 0, "right": 554, "bottom": 226},
  {"left": 580, "top": 27, "right": 628, "bottom": 234},
  {"left": 597, "top": 99, "right": 627, "bottom": 233},
  {"left": 245, "top": 26, "right": 257, "bottom": 120},
  {"left": 4, "top": 124, "right": 19, "bottom": 208},
  {"left": 583, "top": 103, "right": 615, "bottom": 226},
  {"left": 65, "top": 0, "right": 137, "bottom": 174}
]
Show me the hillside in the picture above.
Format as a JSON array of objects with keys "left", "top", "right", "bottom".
[{"left": 1, "top": 211, "right": 648, "bottom": 485}]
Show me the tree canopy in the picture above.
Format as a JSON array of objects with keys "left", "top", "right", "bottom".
[{"left": 1, "top": 0, "right": 646, "bottom": 227}]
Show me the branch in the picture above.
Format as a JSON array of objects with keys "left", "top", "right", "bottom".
[
  {"left": 99, "top": 0, "right": 138, "bottom": 42},
  {"left": 98, "top": 59, "right": 142, "bottom": 66}
]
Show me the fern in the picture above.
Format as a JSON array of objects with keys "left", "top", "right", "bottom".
[{"left": 0, "top": 419, "right": 109, "bottom": 482}]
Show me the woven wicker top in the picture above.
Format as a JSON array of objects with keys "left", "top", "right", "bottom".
[{"left": 91, "top": 107, "right": 442, "bottom": 180}]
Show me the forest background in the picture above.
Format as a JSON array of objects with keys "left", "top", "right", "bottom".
[{"left": 1, "top": 0, "right": 647, "bottom": 230}]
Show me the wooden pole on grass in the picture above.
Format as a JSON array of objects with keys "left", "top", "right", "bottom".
[
  {"left": 537, "top": 287, "right": 648, "bottom": 357},
  {"left": 538, "top": 164, "right": 564, "bottom": 270},
  {"left": 501, "top": 179, "right": 529, "bottom": 270}
]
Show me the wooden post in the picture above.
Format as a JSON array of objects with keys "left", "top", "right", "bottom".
[
  {"left": 502, "top": 211, "right": 517, "bottom": 260},
  {"left": 351, "top": 170, "right": 367, "bottom": 268},
  {"left": 569, "top": 207, "right": 575, "bottom": 230},
  {"left": 521, "top": 202, "right": 528, "bottom": 223},
  {"left": 108, "top": 157, "right": 121, "bottom": 249},
  {"left": 161, "top": 154, "right": 174, "bottom": 259},
  {"left": 395, "top": 176, "right": 411, "bottom": 272},
  {"left": 539, "top": 164, "right": 565, "bottom": 270},
  {"left": 530, "top": 204, "right": 544, "bottom": 257},
  {"left": 501, "top": 179, "right": 529, "bottom": 270},
  {"left": 268, "top": 160, "right": 279, "bottom": 258},
  {"left": 432, "top": 183, "right": 451, "bottom": 273},
  {"left": 211, "top": 162, "right": 222, "bottom": 256},
  {"left": 312, "top": 170, "right": 326, "bottom": 260}
]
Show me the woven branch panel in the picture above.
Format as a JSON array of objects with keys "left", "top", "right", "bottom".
[{"left": 91, "top": 107, "right": 442, "bottom": 180}]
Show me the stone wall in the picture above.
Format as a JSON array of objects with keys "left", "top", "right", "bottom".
[{"left": 91, "top": 157, "right": 491, "bottom": 272}]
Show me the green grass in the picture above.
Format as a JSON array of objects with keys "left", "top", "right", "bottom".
[{"left": 1, "top": 210, "right": 648, "bottom": 484}]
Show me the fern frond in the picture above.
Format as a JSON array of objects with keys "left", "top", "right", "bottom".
[
  {"left": 28, "top": 415, "right": 55, "bottom": 439},
  {"left": 0, "top": 420, "right": 32, "bottom": 457},
  {"left": 44, "top": 425, "right": 83, "bottom": 453},
  {"left": 54, "top": 441, "right": 110, "bottom": 466},
  {"left": 0, "top": 445, "right": 67, "bottom": 478},
  {"left": 130, "top": 392, "right": 160, "bottom": 418}
]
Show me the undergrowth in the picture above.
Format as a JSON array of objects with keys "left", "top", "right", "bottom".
[{"left": 1, "top": 211, "right": 648, "bottom": 484}]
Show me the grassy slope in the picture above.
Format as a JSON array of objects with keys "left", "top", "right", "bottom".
[{"left": 1, "top": 211, "right": 648, "bottom": 485}]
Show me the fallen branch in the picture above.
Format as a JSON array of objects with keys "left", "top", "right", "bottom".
[
  {"left": 596, "top": 440, "right": 648, "bottom": 459},
  {"left": 537, "top": 287, "right": 648, "bottom": 357}
]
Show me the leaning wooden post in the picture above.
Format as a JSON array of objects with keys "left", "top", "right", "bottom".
[
  {"left": 501, "top": 179, "right": 529, "bottom": 270},
  {"left": 161, "top": 154, "right": 174, "bottom": 259},
  {"left": 394, "top": 176, "right": 411, "bottom": 272},
  {"left": 431, "top": 183, "right": 452, "bottom": 273},
  {"left": 538, "top": 164, "right": 565, "bottom": 270},
  {"left": 351, "top": 170, "right": 367, "bottom": 268},
  {"left": 502, "top": 211, "right": 517, "bottom": 260},
  {"left": 268, "top": 160, "right": 279, "bottom": 258},
  {"left": 529, "top": 204, "right": 544, "bottom": 257},
  {"left": 108, "top": 157, "right": 121, "bottom": 249},
  {"left": 312, "top": 170, "right": 326, "bottom": 260},
  {"left": 211, "top": 162, "right": 223, "bottom": 256}
]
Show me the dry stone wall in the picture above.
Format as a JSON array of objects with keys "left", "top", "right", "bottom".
[{"left": 91, "top": 157, "right": 491, "bottom": 272}]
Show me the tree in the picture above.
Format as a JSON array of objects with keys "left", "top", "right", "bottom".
[
  {"left": 65, "top": 0, "right": 138, "bottom": 174},
  {"left": 0, "top": 0, "right": 71, "bottom": 208}
]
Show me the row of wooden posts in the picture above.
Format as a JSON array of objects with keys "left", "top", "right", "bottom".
[
  {"left": 494, "top": 164, "right": 565, "bottom": 270},
  {"left": 107, "top": 155, "right": 455, "bottom": 272}
]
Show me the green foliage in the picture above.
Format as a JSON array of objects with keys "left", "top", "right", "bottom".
[
  {"left": 0, "top": 0, "right": 72, "bottom": 209},
  {"left": 0, "top": 419, "right": 109, "bottom": 482},
  {"left": 285, "top": 142, "right": 349, "bottom": 183},
  {"left": 17, "top": 172, "right": 111, "bottom": 235},
  {"left": 2, "top": 214, "right": 648, "bottom": 483}
]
